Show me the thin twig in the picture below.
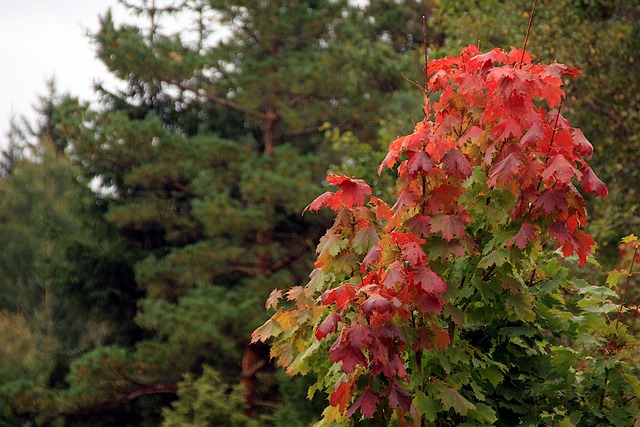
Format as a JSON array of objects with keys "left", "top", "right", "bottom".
[
  {"left": 423, "top": 15, "right": 429, "bottom": 89},
  {"left": 523, "top": 98, "right": 565, "bottom": 219},
  {"left": 615, "top": 243, "right": 639, "bottom": 333},
  {"left": 519, "top": 0, "right": 539, "bottom": 68},
  {"left": 402, "top": 73, "right": 426, "bottom": 94},
  {"left": 546, "top": 98, "right": 564, "bottom": 157}
]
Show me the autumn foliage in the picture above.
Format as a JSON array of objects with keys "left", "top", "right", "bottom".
[{"left": 254, "top": 45, "right": 639, "bottom": 425}]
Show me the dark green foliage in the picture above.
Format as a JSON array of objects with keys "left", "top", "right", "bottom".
[{"left": 0, "top": 1, "right": 422, "bottom": 424}]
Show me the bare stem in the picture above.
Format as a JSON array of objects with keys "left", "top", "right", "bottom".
[
  {"left": 615, "top": 244, "right": 639, "bottom": 333},
  {"left": 519, "top": 0, "right": 539, "bottom": 68},
  {"left": 546, "top": 98, "right": 565, "bottom": 157},
  {"left": 423, "top": 15, "right": 429, "bottom": 88}
]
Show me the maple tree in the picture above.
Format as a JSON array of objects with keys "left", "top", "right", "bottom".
[{"left": 254, "top": 44, "right": 640, "bottom": 425}]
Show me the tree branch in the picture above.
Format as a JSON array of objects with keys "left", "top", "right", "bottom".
[{"left": 50, "top": 383, "right": 178, "bottom": 421}]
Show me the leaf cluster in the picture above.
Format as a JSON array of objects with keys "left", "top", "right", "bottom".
[{"left": 255, "top": 46, "right": 640, "bottom": 426}]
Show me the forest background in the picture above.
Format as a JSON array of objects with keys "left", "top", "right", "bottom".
[{"left": 0, "top": 1, "right": 638, "bottom": 425}]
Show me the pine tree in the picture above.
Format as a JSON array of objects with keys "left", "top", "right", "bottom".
[{"left": 4, "top": 1, "right": 421, "bottom": 424}]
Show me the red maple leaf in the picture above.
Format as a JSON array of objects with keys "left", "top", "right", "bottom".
[
  {"left": 330, "top": 332, "right": 367, "bottom": 373},
  {"left": 316, "top": 311, "right": 341, "bottom": 340},
  {"left": 431, "top": 213, "right": 466, "bottom": 241},
  {"left": 370, "top": 197, "right": 394, "bottom": 221},
  {"left": 426, "top": 183, "right": 465, "bottom": 213},
  {"left": 321, "top": 284, "right": 356, "bottom": 310},
  {"left": 425, "top": 132, "right": 456, "bottom": 163},
  {"left": 327, "top": 174, "right": 372, "bottom": 207},
  {"left": 539, "top": 60, "right": 580, "bottom": 80},
  {"left": 572, "top": 128, "right": 594, "bottom": 157},
  {"left": 330, "top": 380, "right": 354, "bottom": 413},
  {"left": 367, "top": 335, "right": 390, "bottom": 366},
  {"left": 487, "top": 66, "right": 530, "bottom": 97},
  {"left": 459, "top": 126, "right": 483, "bottom": 146},
  {"left": 393, "top": 188, "right": 420, "bottom": 211},
  {"left": 511, "top": 186, "right": 539, "bottom": 218},
  {"left": 457, "top": 71, "right": 486, "bottom": 95},
  {"left": 379, "top": 136, "right": 404, "bottom": 174},
  {"left": 405, "top": 214, "right": 432, "bottom": 237},
  {"left": 520, "top": 121, "right": 546, "bottom": 148},
  {"left": 487, "top": 151, "right": 523, "bottom": 189},
  {"left": 406, "top": 150, "right": 434, "bottom": 176},
  {"left": 580, "top": 166, "right": 608, "bottom": 198},
  {"left": 390, "top": 231, "right": 425, "bottom": 247},
  {"left": 434, "top": 327, "right": 451, "bottom": 350},
  {"left": 506, "top": 222, "right": 539, "bottom": 249},
  {"left": 549, "top": 222, "right": 595, "bottom": 266},
  {"left": 383, "top": 383, "right": 413, "bottom": 412},
  {"left": 414, "top": 293, "right": 445, "bottom": 315},
  {"left": 375, "top": 322, "right": 405, "bottom": 346},
  {"left": 379, "top": 353, "right": 408, "bottom": 379},
  {"left": 571, "top": 230, "right": 596, "bottom": 266},
  {"left": 541, "top": 83, "right": 565, "bottom": 108},
  {"left": 534, "top": 188, "right": 569, "bottom": 214},
  {"left": 361, "top": 294, "right": 393, "bottom": 315},
  {"left": 401, "top": 241, "right": 427, "bottom": 267},
  {"left": 382, "top": 261, "right": 404, "bottom": 288},
  {"left": 414, "top": 267, "right": 447, "bottom": 294},
  {"left": 443, "top": 149, "right": 473, "bottom": 178},
  {"left": 507, "top": 46, "right": 533, "bottom": 65},
  {"left": 303, "top": 174, "right": 371, "bottom": 212},
  {"left": 346, "top": 386, "right": 380, "bottom": 418},
  {"left": 541, "top": 154, "right": 580, "bottom": 185},
  {"left": 414, "top": 326, "right": 450, "bottom": 351},
  {"left": 493, "top": 117, "right": 523, "bottom": 142},
  {"left": 361, "top": 244, "right": 382, "bottom": 272},
  {"left": 468, "top": 47, "right": 508, "bottom": 70},
  {"left": 303, "top": 191, "right": 340, "bottom": 213},
  {"left": 348, "top": 324, "right": 375, "bottom": 350}
]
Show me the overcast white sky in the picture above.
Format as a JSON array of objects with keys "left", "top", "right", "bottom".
[{"left": 0, "top": 0, "right": 129, "bottom": 142}]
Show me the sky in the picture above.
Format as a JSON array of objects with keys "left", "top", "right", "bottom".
[{"left": 0, "top": 0, "right": 129, "bottom": 142}]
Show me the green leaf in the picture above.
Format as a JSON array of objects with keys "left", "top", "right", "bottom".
[
  {"left": 479, "top": 365, "right": 504, "bottom": 387},
  {"left": 307, "top": 268, "right": 335, "bottom": 294},
  {"left": 608, "top": 406, "right": 633, "bottom": 426},
  {"left": 477, "top": 248, "right": 508, "bottom": 269},
  {"left": 251, "top": 318, "right": 283, "bottom": 343},
  {"left": 317, "top": 232, "right": 349, "bottom": 257},
  {"left": 413, "top": 390, "right": 439, "bottom": 422},
  {"left": 606, "top": 269, "right": 625, "bottom": 288},
  {"left": 557, "top": 417, "right": 576, "bottom": 427},
  {"left": 447, "top": 371, "right": 471, "bottom": 388},
  {"left": 499, "top": 325, "right": 537, "bottom": 338},
  {"left": 470, "top": 403, "right": 497, "bottom": 423},
  {"left": 352, "top": 226, "right": 379, "bottom": 254},
  {"left": 437, "top": 386, "right": 475, "bottom": 415},
  {"left": 428, "top": 381, "right": 475, "bottom": 415},
  {"left": 550, "top": 346, "right": 577, "bottom": 375},
  {"left": 504, "top": 291, "right": 535, "bottom": 321},
  {"left": 468, "top": 380, "right": 487, "bottom": 401},
  {"left": 623, "top": 372, "right": 640, "bottom": 399},
  {"left": 288, "top": 339, "right": 321, "bottom": 375}
]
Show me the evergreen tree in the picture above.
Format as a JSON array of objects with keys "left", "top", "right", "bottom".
[
  {"left": 1, "top": 1, "right": 422, "bottom": 424},
  {"left": 0, "top": 88, "right": 145, "bottom": 426}
]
